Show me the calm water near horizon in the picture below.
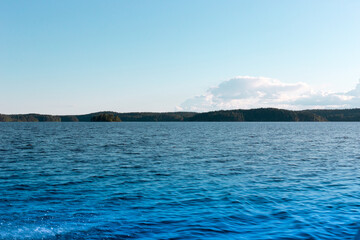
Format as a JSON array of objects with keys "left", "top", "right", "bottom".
[{"left": 1, "top": 122, "right": 360, "bottom": 239}]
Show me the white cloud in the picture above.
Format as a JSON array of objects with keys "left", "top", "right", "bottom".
[{"left": 178, "top": 76, "right": 360, "bottom": 112}]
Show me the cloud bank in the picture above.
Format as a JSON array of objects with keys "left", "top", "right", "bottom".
[{"left": 178, "top": 76, "right": 360, "bottom": 112}]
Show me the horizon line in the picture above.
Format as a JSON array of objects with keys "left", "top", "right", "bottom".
[{"left": 2, "top": 107, "right": 360, "bottom": 116}]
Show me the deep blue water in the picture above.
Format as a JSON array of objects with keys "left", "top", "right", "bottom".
[{"left": 1, "top": 122, "right": 360, "bottom": 239}]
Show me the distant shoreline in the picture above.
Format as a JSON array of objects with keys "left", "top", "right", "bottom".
[{"left": 2, "top": 108, "right": 360, "bottom": 122}]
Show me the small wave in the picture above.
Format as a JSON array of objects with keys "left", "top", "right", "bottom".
[
  {"left": 0, "top": 225, "right": 66, "bottom": 240},
  {"left": 70, "top": 148, "right": 85, "bottom": 153},
  {"left": 17, "top": 144, "right": 34, "bottom": 150},
  {"left": 271, "top": 210, "right": 291, "bottom": 220}
]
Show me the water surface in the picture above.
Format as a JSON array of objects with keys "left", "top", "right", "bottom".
[{"left": 1, "top": 122, "right": 359, "bottom": 239}]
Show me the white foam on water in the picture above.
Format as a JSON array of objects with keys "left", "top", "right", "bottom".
[{"left": 0, "top": 225, "right": 66, "bottom": 239}]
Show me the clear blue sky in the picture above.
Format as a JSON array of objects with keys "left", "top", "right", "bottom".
[{"left": 1, "top": 0, "right": 360, "bottom": 114}]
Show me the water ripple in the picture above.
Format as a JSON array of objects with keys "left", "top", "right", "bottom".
[{"left": 1, "top": 122, "right": 360, "bottom": 239}]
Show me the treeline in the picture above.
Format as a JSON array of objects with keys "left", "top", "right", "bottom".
[
  {"left": 90, "top": 113, "right": 121, "bottom": 122},
  {"left": 76, "top": 112, "right": 197, "bottom": 122},
  {"left": 2, "top": 108, "right": 360, "bottom": 122},
  {"left": 0, "top": 112, "right": 196, "bottom": 122},
  {"left": 189, "top": 109, "right": 326, "bottom": 122},
  {"left": 307, "top": 109, "right": 360, "bottom": 121},
  {"left": 0, "top": 114, "right": 63, "bottom": 122}
]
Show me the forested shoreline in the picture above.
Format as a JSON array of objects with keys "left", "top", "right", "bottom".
[{"left": 2, "top": 108, "right": 360, "bottom": 122}]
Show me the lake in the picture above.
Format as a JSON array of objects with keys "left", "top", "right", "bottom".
[{"left": 0, "top": 122, "right": 359, "bottom": 239}]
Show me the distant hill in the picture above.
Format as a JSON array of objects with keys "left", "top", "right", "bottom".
[
  {"left": 1, "top": 108, "right": 360, "bottom": 122},
  {"left": 187, "top": 108, "right": 326, "bottom": 122}
]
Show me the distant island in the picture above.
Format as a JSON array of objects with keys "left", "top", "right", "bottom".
[{"left": 2, "top": 108, "right": 360, "bottom": 122}]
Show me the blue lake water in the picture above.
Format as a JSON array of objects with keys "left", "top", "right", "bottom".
[{"left": 0, "top": 122, "right": 360, "bottom": 239}]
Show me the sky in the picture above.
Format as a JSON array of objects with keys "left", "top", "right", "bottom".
[{"left": 1, "top": 0, "right": 360, "bottom": 114}]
